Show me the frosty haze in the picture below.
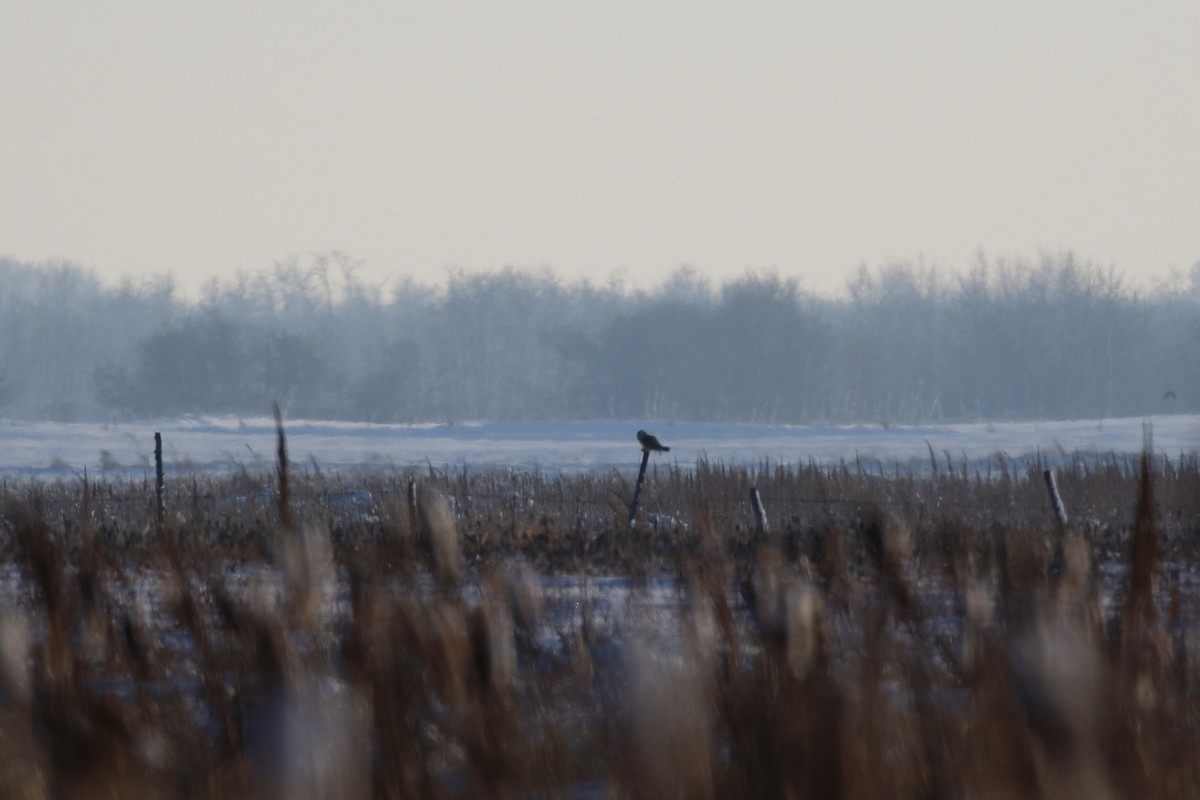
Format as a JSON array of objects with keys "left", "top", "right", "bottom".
[
  {"left": 1, "top": 414, "right": 1195, "bottom": 479},
  {"left": 2, "top": 254, "right": 1199, "bottom": 427}
]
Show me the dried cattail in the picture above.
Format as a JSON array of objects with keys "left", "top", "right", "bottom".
[
  {"left": 784, "top": 581, "right": 825, "bottom": 679},
  {"left": 266, "top": 678, "right": 371, "bottom": 800},
  {"left": 0, "top": 614, "right": 31, "bottom": 706},
  {"left": 624, "top": 640, "right": 715, "bottom": 800},
  {"left": 1009, "top": 615, "right": 1115, "bottom": 800},
  {"left": 274, "top": 522, "right": 335, "bottom": 635},
  {"left": 419, "top": 491, "right": 461, "bottom": 587}
]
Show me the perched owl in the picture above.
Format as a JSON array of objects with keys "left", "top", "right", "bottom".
[{"left": 637, "top": 430, "right": 670, "bottom": 452}]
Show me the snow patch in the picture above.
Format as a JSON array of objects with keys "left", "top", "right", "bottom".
[{"left": 0, "top": 415, "right": 1195, "bottom": 478}]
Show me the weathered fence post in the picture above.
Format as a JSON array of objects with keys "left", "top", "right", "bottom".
[
  {"left": 408, "top": 479, "right": 420, "bottom": 536},
  {"left": 628, "top": 429, "right": 670, "bottom": 528},
  {"left": 750, "top": 487, "right": 769, "bottom": 535},
  {"left": 627, "top": 450, "right": 651, "bottom": 528},
  {"left": 273, "top": 402, "right": 292, "bottom": 530},
  {"left": 1043, "top": 467, "right": 1069, "bottom": 576},
  {"left": 154, "top": 432, "right": 164, "bottom": 523},
  {"left": 1042, "top": 469, "right": 1068, "bottom": 532}
]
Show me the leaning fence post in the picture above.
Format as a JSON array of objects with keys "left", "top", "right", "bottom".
[
  {"left": 1043, "top": 468, "right": 1069, "bottom": 576},
  {"left": 1043, "top": 469, "right": 1068, "bottom": 532},
  {"left": 750, "top": 486, "right": 769, "bottom": 535},
  {"left": 629, "top": 429, "right": 671, "bottom": 527},
  {"left": 154, "top": 432, "right": 164, "bottom": 523},
  {"left": 627, "top": 450, "right": 651, "bottom": 528}
]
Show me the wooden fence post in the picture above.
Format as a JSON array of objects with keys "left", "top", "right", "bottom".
[
  {"left": 750, "top": 486, "right": 769, "bottom": 535},
  {"left": 1043, "top": 468, "right": 1069, "bottom": 576},
  {"left": 408, "top": 479, "right": 420, "bottom": 537},
  {"left": 154, "top": 432, "right": 164, "bottom": 523},
  {"left": 1043, "top": 469, "right": 1068, "bottom": 532},
  {"left": 273, "top": 402, "right": 291, "bottom": 530},
  {"left": 627, "top": 450, "right": 651, "bottom": 528}
]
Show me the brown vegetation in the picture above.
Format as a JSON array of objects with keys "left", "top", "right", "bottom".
[{"left": 0, "top": 450, "right": 1198, "bottom": 798}]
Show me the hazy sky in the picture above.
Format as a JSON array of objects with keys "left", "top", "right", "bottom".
[{"left": 3, "top": 1, "right": 1198, "bottom": 296}]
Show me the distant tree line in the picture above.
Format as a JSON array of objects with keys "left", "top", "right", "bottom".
[{"left": 1, "top": 251, "right": 1197, "bottom": 424}]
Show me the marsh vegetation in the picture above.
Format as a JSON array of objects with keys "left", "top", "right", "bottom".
[{"left": 0, "top": 445, "right": 1198, "bottom": 798}]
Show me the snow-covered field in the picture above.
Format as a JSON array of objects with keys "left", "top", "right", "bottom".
[{"left": 0, "top": 414, "right": 1197, "bottom": 479}]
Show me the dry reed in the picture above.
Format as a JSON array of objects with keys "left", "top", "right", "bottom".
[{"left": 0, "top": 450, "right": 1195, "bottom": 796}]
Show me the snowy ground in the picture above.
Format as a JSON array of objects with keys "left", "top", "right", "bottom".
[{"left": 0, "top": 414, "right": 1197, "bottom": 480}]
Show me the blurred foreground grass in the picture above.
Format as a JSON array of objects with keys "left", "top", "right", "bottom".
[{"left": 0, "top": 451, "right": 1198, "bottom": 798}]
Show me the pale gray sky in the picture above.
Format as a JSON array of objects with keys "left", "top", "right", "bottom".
[{"left": 3, "top": 1, "right": 1198, "bottom": 296}]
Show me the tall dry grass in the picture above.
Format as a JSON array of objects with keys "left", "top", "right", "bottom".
[{"left": 0, "top": 450, "right": 1196, "bottom": 796}]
